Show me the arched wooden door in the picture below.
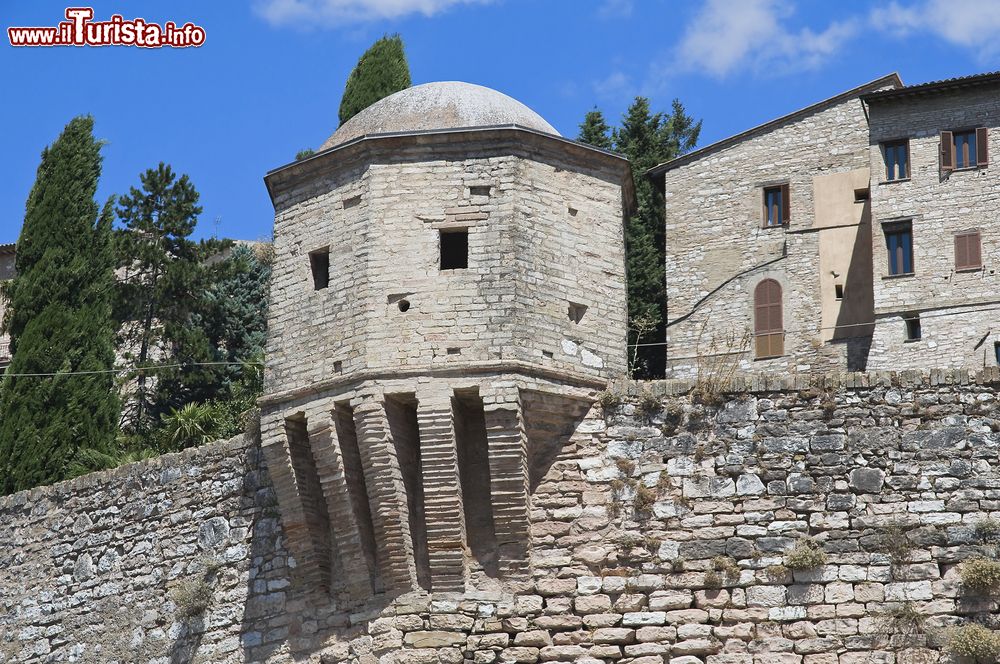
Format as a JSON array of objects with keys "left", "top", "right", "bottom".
[{"left": 754, "top": 279, "right": 783, "bottom": 359}]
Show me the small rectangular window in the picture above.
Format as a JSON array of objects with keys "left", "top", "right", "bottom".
[
  {"left": 884, "top": 221, "right": 914, "bottom": 276},
  {"left": 904, "top": 314, "right": 921, "bottom": 341},
  {"left": 834, "top": 284, "right": 844, "bottom": 300},
  {"left": 955, "top": 230, "right": 982, "bottom": 271},
  {"left": 762, "top": 185, "right": 788, "bottom": 227},
  {"left": 995, "top": 342, "right": 1000, "bottom": 366},
  {"left": 882, "top": 140, "right": 910, "bottom": 181},
  {"left": 440, "top": 229, "right": 468, "bottom": 270},
  {"left": 954, "top": 130, "right": 978, "bottom": 169},
  {"left": 309, "top": 247, "right": 330, "bottom": 290},
  {"left": 854, "top": 188, "right": 870, "bottom": 203},
  {"left": 469, "top": 185, "right": 491, "bottom": 197}
]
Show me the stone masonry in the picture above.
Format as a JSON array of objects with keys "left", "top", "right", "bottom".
[
  {"left": 5, "top": 371, "right": 1000, "bottom": 662},
  {"left": 864, "top": 76, "right": 1000, "bottom": 370},
  {"left": 654, "top": 75, "right": 900, "bottom": 379}
]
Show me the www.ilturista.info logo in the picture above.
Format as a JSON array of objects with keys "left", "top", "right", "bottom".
[{"left": 8, "top": 8, "right": 205, "bottom": 48}]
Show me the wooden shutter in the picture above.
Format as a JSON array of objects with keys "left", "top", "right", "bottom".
[
  {"left": 940, "top": 131, "right": 954, "bottom": 172},
  {"left": 761, "top": 189, "right": 768, "bottom": 227},
  {"left": 904, "top": 139, "right": 911, "bottom": 178},
  {"left": 754, "top": 279, "right": 783, "bottom": 358},
  {"left": 955, "top": 230, "right": 982, "bottom": 270},
  {"left": 977, "top": 127, "right": 989, "bottom": 167},
  {"left": 955, "top": 234, "right": 969, "bottom": 270},
  {"left": 780, "top": 183, "right": 790, "bottom": 225}
]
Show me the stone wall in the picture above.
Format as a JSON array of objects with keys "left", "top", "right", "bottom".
[
  {"left": 866, "top": 83, "right": 1000, "bottom": 371},
  {"left": 5, "top": 371, "right": 1000, "bottom": 663}
]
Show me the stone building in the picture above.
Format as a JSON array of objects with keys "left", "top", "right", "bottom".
[
  {"left": 863, "top": 71, "right": 1000, "bottom": 370},
  {"left": 0, "top": 242, "right": 14, "bottom": 372},
  {"left": 651, "top": 75, "right": 901, "bottom": 378},
  {"left": 260, "top": 81, "right": 632, "bottom": 604}
]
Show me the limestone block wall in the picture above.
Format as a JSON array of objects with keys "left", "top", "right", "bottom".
[
  {"left": 867, "top": 84, "right": 1000, "bottom": 370},
  {"left": 6, "top": 371, "right": 1000, "bottom": 663},
  {"left": 264, "top": 131, "right": 629, "bottom": 402},
  {"left": 660, "top": 78, "right": 897, "bottom": 378}
]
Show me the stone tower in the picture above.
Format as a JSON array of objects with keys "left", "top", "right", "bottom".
[{"left": 260, "top": 82, "right": 633, "bottom": 604}]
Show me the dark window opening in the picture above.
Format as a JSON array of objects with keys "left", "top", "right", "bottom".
[
  {"left": 753, "top": 279, "right": 783, "bottom": 358},
  {"left": 904, "top": 314, "right": 921, "bottom": 341},
  {"left": 542, "top": 350, "right": 554, "bottom": 358},
  {"left": 469, "top": 185, "right": 491, "bottom": 197},
  {"left": 882, "top": 140, "right": 910, "bottom": 181},
  {"left": 568, "top": 207, "right": 578, "bottom": 217},
  {"left": 343, "top": 195, "right": 361, "bottom": 209},
  {"left": 440, "top": 229, "right": 468, "bottom": 270},
  {"left": 397, "top": 299, "right": 411, "bottom": 312},
  {"left": 955, "top": 230, "right": 982, "bottom": 271},
  {"left": 333, "top": 360, "right": 343, "bottom": 373},
  {"left": 995, "top": 342, "right": 1000, "bottom": 366},
  {"left": 446, "top": 347, "right": 461, "bottom": 355},
  {"left": 854, "top": 188, "right": 870, "bottom": 203},
  {"left": 568, "top": 302, "right": 588, "bottom": 323},
  {"left": 762, "top": 184, "right": 789, "bottom": 227},
  {"left": 835, "top": 284, "right": 844, "bottom": 300},
  {"left": 954, "top": 129, "right": 978, "bottom": 169},
  {"left": 884, "top": 221, "right": 914, "bottom": 276},
  {"left": 310, "top": 247, "right": 330, "bottom": 290}
]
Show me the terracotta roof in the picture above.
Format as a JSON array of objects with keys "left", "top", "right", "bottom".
[
  {"left": 861, "top": 70, "right": 1000, "bottom": 102},
  {"left": 647, "top": 73, "right": 903, "bottom": 178}
]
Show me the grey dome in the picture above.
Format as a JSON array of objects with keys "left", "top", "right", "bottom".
[{"left": 320, "top": 81, "right": 560, "bottom": 150}]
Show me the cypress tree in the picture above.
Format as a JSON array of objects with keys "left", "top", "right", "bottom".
[
  {"left": 338, "top": 34, "right": 412, "bottom": 126},
  {"left": 0, "top": 116, "right": 119, "bottom": 493},
  {"left": 583, "top": 98, "right": 701, "bottom": 378}
]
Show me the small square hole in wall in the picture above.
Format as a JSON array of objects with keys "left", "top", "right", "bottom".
[
  {"left": 568, "top": 207, "right": 579, "bottom": 217},
  {"left": 834, "top": 284, "right": 844, "bottom": 300},
  {"left": 440, "top": 229, "right": 468, "bottom": 270},
  {"left": 469, "top": 185, "right": 491, "bottom": 197},
  {"left": 542, "top": 350, "right": 554, "bottom": 359},
  {"left": 995, "top": 342, "right": 1000, "bottom": 366},
  {"left": 446, "top": 347, "right": 461, "bottom": 355},
  {"left": 854, "top": 188, "right": 870, "bottom": 203},
  {"left": 904, "top": 314, "right": 921, "bottom": 341},
  {"left": 568, "top": 302, "right": 588, "bottom": 323},
  {"left": 309, "top": 247, "right": 330, "bottom": 290},
  {"left": 343, "top": 195, "right": 361, "bottom": 209},
  {"left": 333, "top": 360, "right": 343, "bottom": 373}
]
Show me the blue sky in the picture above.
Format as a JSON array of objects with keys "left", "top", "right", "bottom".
[{"left": 2, "top": 0, "right": 999, "bottom": 245}]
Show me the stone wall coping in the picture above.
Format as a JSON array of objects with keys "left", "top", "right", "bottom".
[
  {"left": 615, "top": 366, "right": 1000, "bottom": 396},
  {"left": 0, "top": 433, "right": 249, "bottom": 512}
]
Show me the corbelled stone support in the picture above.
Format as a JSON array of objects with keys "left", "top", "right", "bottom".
[
  {"left": 307, "top": 414, "right": 373, "bottom": 602},
  {"left": 260, "top": 414, "right": 331, "bottom": 596},
  {"left": 416, "top": 388, "right": 467, "bottom": 592},
  {"left": 482, "top": 387, "right": 530, "bottom": 576},
  {"left": 353, "top": 396, "right": 417, "bottom": 593}
]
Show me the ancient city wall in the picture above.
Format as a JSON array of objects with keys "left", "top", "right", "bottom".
[{"left": 4, "top": 370, "right": 1000, "bottom": 663}]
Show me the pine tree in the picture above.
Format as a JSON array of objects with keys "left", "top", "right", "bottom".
[
  {"left": 338, "top": 34, "right": 412, "bottom": 126},
  {"left": 584, "top": 98, "right": 701, "bottom": 377},
  {"left": 114, "top": 163, "right": 205, "bottom": 432},
  {"left": 578, "top": 108, "right": 613, "bottom": 150},
  {"left": 0, "top": 116, "right": 120, "bottom": 493}
]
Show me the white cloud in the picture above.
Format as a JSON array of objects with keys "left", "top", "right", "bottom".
[
  {"left": 675, "top": 0, "right": 856, "bottom": 78},
  {"left": 592, "top": 70, "right": 633, "bottom": 99},
  {"left": 598, "top": 0, "right": 633, "bottom": 19},
  {"left": 872, "top": 0, "right": 1000, "bottom": 60},
  {"left": 254, "top": 0, "right": 490, "bottom": 27}
]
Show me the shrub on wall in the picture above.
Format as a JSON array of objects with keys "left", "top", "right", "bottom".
[
  {"left": 962, "top": 558, "right": 1000, "bottom": 595},
  {"left": 785, "top": 537, "right": 828, "bottom": 570},
  {"left": 948, "top": 623, "right": 1000, "bottom": 660}
]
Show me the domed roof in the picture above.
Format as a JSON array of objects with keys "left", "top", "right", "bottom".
[{"left": 320, "top": 81, "right": 560, "bottom": 150}]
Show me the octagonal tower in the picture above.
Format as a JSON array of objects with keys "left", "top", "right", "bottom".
[{"left": 260, "top": 82, "right": 633, "bottom": 605}]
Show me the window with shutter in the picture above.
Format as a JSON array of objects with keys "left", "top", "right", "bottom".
[
  {"left": 882, "top": 140, "right": 910, "bottom": 181},
  {"left": 953, "top": 130, "right": 978, "bottom": 169},
  {"left": 753, "top": 279, "right": 783, "bottom": 359},
  {"left": 941, "top": 130, "right": 954, "bottom": 173},
  {"left": 955, "top": 230, "right": 982, "bottom": 271},
  {"left": 884, "top": 221, "right": 914, "bottom": 276},
  {"left": 977, "top": 127, "right": 990, "bottom": 167}
]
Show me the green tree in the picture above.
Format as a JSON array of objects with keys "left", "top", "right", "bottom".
[
  {"left": 338, "top": 34, "right": 412, "bottom": 126},
  {"left": 579, "top": 98, "right": 701, "bottom": 377},
  {"left": 578, "top": 108, "right": 613, "bottom": 150},
  {"left": 114, "top": 163, "right": 205, "bottom": 431},
  {"left": 0, "top": 116, "right": 120, "bottom": 493}
]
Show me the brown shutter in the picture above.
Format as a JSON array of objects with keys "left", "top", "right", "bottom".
[
  {"left": 905, "top": 139, "right": 911, "bottom": 178},
  {"left": 969, "top": 231, "right": 982, "bottom": 268},
  {"left": 761, "top": 189, "right": 768, "bottom": 227},
  {"left": 781, "top": 183, "right": 790, "bottom": 225},
  {"left": 977, "top": 127, "right": 989, "bottom": 167},
  {"left": 955, "top": 233, "right": 969, "bottom": 270},
  {"left": 753, "top": 280, "right": 783, "bottom": 358},
  {"left": 941, "top": 130, "right": 954, "bottom": 172}
]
